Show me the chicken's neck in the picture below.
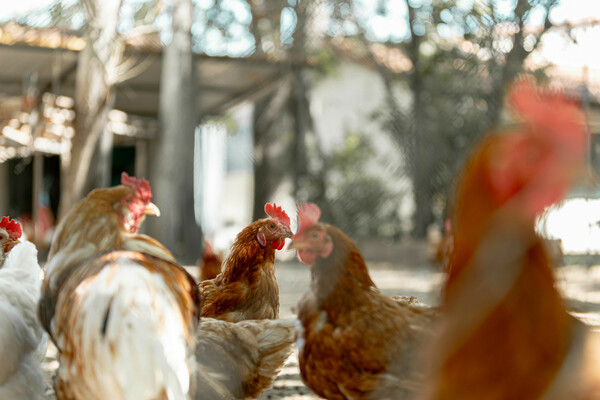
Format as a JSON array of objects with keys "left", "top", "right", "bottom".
[
  {"left": 121, "top": 234, "right": 176, "bottom": 263},
  {"left": 219, "top": 226, "right": 276, "bottom": 284},
  {"left": 442, "top": 227, "right": 574, "bottom": 398},
  {"left": 311, "top": 228, "right": 376, "bottom": 317}
]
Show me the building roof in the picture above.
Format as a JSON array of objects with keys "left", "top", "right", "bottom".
[
  {"left": 0, "top": 22, "right": 291, "bottom": 117},
  {"left": 0, "top": 22, "right": 298, "bottom": 161}
]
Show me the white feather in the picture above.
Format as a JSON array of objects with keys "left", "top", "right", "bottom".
[
  {"left": 0, "top": 241, "right": 46, "bottom": 399},
  {"left": 56, "top": 262, "right": 192, "bottom": 400},
  {"left": 295, "top": 318, "right": 306, "bottom": 353}
]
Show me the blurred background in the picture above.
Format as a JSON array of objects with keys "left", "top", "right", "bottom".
[{"left": 0, "top": 0, "right": 598, "bottom": 265}]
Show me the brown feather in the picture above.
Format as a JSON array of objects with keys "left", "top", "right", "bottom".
[
  {"left": 199, "top": 219, "right": 280, "bottom": 322},
  {"left": 296, "top": 224, "right": 437, "bottom": 400}
]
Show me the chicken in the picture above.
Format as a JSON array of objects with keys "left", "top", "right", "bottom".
[
  {"left": 46, "top": 172, "right": 174, "bottom": 271},
  {"left": 193, "top": 317, "right": 296, "bottom": 400},
  {"left": 199, "top": 203, "right": 292, "bottom": 322},
  {"left": 40, "top": 173, "right": 177, "bottom": 342},
  {"left": 289, "top": 203, "right": 437, "bottom": 400},
  {"left": 421, "top": 83, "right": 600, "bottom": 400},
  {"left": 198, "top": 240, "right": 222, "bottom": 281},
  {"left": 39, "top": 175, "right": 201, "bottom": 400},
  {"left": 0, "top": 216, "right": 20, "bottom": 264},
  {"left": 0, "top": 217, "right": 46, "bottom": 399}
]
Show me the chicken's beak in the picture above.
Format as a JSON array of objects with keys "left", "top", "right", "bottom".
[
  {"left": 283, "top": 228, "right": 293, "bottom": 239},
  {"left": 288, "top": 239, "right": 306, "bottom": 250},
  {"left": 145, "top": 202, "right": 161, "bottom": 217}
]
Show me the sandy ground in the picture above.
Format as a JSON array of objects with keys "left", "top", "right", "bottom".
[{"left": 41, "top": 259, "right": 600, "bottom": 399}]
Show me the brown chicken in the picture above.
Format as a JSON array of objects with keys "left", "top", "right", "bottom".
[
  {"left": 198, "top": 240, "right": 222, "bottom": 281},
  {"left": 39, "top": 174, "right": 200, "bottom": 400},
  {"left": 289, "top": 203, "right": 437, "bottom": 400},
  {"left": 199, "top": 203, "right": 292, "bottom": 322},
  {"left": 421, "top": 83, "right": 600, "bottom": 400}
]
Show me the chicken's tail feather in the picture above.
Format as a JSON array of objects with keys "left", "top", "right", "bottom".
[
  {"left": 238, "top": 317, "right": 295, "bottom": 396},
  {"left": 57, "top": 261, "right": 193, "bottom": 400},
  {"left": 195, "top": 317, "right": 295, "bottom": 399}
]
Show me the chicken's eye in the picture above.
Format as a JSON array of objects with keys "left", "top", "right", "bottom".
[
  {"left": 311, "top": 232, "right": 320, "bottom": 240},
  {"left": 268, "top": 223, "right": 276, "bottom": 230}
]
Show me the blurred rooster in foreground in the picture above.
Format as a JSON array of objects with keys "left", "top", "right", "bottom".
[
  {"left": 199, "top": 203, "right": 293, "bottom": 322},
  {"left": 0, "top": 217, "right": 46, "bottom": 399},
  {"left": 290, "top": 203, "right": 437, "bottom": 400},
  {"left": 40, "top": 174, "right": 200, "bottom": 400},
  {"left": 198, "top": 240, "right": 222, "bottom": 281},
  {"left": 422, "top": 83, "right": 600, "bottom": 400}
]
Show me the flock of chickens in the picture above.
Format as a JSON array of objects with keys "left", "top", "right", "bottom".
[{"left": 1, "top": 82, "right": 600, "bottom": 400}]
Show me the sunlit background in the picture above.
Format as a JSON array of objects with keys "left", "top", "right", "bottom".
[
  {"left": 2, "top": 1, "right": 600, "bottom": 398},
  {"left": 1, "top": 0, "right": 600, "bottom": 261}
]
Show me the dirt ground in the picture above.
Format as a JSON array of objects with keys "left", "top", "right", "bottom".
[{"left": 41, "top": 258, "right": 600, "bottom": 399}]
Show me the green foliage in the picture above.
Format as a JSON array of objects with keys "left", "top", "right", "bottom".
[
  {"left": 303, "top": 131, "right": 403, "bottom": 239},
  {"left": 369, "top": 0, "right": 558, "bottom": 237}
]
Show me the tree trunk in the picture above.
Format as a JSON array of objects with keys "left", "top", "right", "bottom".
[
  {"left": 405, "top": 0, "right": 434, "bottom": 238},
  {"left": 148, "top": 0, "right": 202, "bottom": 264},
  {"left": 252, "top": 95, "right": 274, "bottom": 221},
  {"left": 485, "top": 0, "right": 557, "bottom": 129},
  {"left": 291, "top": 67, "right": 309, "bottom": 199},
  {"left": 58, "top": 0, "right": 123, "bottom": 219},
  {"left": 290, "top": 0, "right": 310, "bottom": 199},
  {"left": 251, "top": 82, "right": 292, "bottom": 220}
]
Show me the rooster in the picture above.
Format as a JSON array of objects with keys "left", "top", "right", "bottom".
[
  {"left": 0, "top": 217, "right": 47, "bottom": 399},
  {"left": 198, "top": 240, "right": 222, "bottom": 281},
  {"left": 289, "top": 203, "right": 437, "bottom": 400},
  {"left": 194, "top": 317, "right": 296, "bottom": 399},
  {"left": 46, "top": 172, "right": 173, "bottom": 270},
  {"left": 199, "top": 203, "right": 293, "bottom": 322},
  {"left": 421, "top": 83, "right": 600, "bottom": 400},
  {"left": 39, "top": 174, "right": 201, "bottom": 400}
]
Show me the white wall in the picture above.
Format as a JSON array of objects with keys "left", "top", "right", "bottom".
[
  {"left": 311, "top": 62, "right": 389, "bottom": 151},
  {"left": 198, "top": 102, "right": 255, "bottom": 253},
  {"left": 310, "top": 62, "right": 415, "bottom": 233}
]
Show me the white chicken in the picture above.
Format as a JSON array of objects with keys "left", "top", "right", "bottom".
[
  {"left": 0, "top": 217, "right": 47, "bottom": 400},
  {"left": 39, "top": 175, "right": 200, "bottom": 400}
]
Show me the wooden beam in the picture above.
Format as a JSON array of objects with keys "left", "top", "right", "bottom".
[{"left": 202, "top": 72, "right": 290, "bottom": 116}]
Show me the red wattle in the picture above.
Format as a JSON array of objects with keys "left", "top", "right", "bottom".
[
  {"left": 271, "top": 238, "right": 284, "bottom": 250},
  {"left": 297, "top": 249, "right": 317, "bottom": 265}
]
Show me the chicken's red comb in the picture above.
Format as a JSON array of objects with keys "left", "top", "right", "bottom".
[
  {"left": 488, "top": 82, "right": 586, "bottom": 216},
  {"left": 264, "top": 203, "right": 291, "bottom": 229},
  {"left": 509, "top": 81, "right": 586, "bottom": 155},
  {"left": 295, "top": 203, "right": 321, "bottom": 237},
  {"left": 0, "top": 217, "right": 22, "bottom": 240},
  {"left": 121, "top": 172, "right": 152, "bottom": 203},
  {"left": 204, "top": 240, "right": 214, "bottom": 257}
]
